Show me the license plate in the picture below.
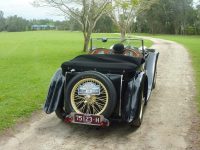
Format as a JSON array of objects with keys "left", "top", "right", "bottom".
[{"left": 74, "top": 114, "right": 102, "bottom": 125}]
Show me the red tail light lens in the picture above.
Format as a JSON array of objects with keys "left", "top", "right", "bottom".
[
  {"left": 100, "top": 120, "right": 110, "bottom": 127},
  {"left": 64, "top": 116, "right": 73, "bottom": 123}
]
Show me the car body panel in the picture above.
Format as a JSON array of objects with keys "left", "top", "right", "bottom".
[{"left": 145, "top": 51, "right": 159, "bottom": 100}]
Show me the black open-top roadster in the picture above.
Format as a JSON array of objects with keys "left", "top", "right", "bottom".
[{"left": 44, "top": 38, "right": 159, "bottom": 127}]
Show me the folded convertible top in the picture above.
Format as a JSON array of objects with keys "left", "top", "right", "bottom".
[{"left": 61, "top": 54, "right": 144, "bottom": 74}]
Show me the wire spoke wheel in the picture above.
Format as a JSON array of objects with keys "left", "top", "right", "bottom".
[
  {"left": 70, "top": 78, "right": 109, "bottom": 115},
  {"left": 65, "top": 71, "right": 117, "bottom": 118}
]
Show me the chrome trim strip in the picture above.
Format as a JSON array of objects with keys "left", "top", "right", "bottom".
[{"left": 119, "top": 75, "right": 123, "bottom": 117}]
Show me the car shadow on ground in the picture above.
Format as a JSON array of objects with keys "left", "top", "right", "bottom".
[{"left": 35, "top": 107, "right": 148, "bottom": 141}]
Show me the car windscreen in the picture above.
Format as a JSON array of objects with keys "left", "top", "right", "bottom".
[{"left": 90, "top": 38, "right": 143, "bottom": 50}]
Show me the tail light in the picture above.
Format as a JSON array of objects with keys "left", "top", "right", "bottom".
[
  {"left": 100, "top": 120, "right": 110, "bottom": 127},
  {"left": 64, "top": 116, "right": 73, "bottom": 123}
]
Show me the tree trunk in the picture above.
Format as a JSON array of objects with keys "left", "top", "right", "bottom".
[
  {"left": 120, "top": 28, "right": 126, "bottom": 40},
  {"left": 83, "top": 31, "right": 92, "bottom": 52},
  {"left": 175, "top": 27, "right": 179, "bottom": 35}
]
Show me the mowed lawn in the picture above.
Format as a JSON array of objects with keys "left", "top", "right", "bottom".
[
  {"left": 0, "top": 31, "right": 152, "bottom": 132},
  {"left": 145, "top": 35, "right": 200, "bottom": 111},
  {"left": 0, "top": 31, "right": 84, "bottom": 132}
]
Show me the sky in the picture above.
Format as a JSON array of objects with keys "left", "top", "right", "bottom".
[
  {"left": 0, "top": 0, "right": 199, "bottom": 21},
  {"left": 0, "top": 0, "right": 65, "bottom": 21}
]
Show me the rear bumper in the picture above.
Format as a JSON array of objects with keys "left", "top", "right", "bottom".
[{"left": 64, "top": 113, "right": 110, "bottom": 127}]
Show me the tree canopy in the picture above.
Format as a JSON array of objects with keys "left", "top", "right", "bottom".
[
  {"left": 110, "top": 0, "right": 159, "bottom": 39},
  {"left": 134, "top": 0, "right": 200, "bottom": 34},
  {"left": 33, "top": 0, "right": 111, "bottom": 51},
  {"left": 0, "top": 11, "right": 5, "bottom": 31}
]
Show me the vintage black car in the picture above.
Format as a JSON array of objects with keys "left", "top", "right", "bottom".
[{"left": 44, "top": 38, "right": 159, "bottom": 127}]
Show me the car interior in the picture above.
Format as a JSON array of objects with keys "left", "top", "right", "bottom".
[{"left": 89, "top": 44, "right": 143, "bottom": 57}]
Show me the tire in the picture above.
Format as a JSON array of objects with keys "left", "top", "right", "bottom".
[
  {"left": 130, "top": 83, "right": 145, "bottom": 127},
  {"left": 65, "top": 71, "right": 117, "bottom": 118},
  {"left": 55, "top": 100, "right": 65, "bottom": 120},
  {"left": 55, "top": 107, "right": 65, "bottom": 120}
]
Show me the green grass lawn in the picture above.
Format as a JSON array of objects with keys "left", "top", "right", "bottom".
[
  {"left": 0, "top": 31, "right": 152, "bottom": 132},
  {"left": 137, "top": 34, "right": 200, "bottom": 111},
  {"left": 0, "top": 31, "right": 84, "bottom": 132}
]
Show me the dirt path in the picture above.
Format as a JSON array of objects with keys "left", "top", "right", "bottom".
[{"left": 0, "top": 37, "right": 199, "bottom": 150}]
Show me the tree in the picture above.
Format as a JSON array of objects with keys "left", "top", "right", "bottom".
[
  {"left": 0, "top": 10, "right": 5, "bottom": 31},
  {"left": 33, "top": 0, "right": 111, "bottom": 52},
  {"left": 135, "top": 0, "right": 195, "bottom": 35},
  {"left": 6, "top": 15, "right": 28, "bottom": 32},
  {"left": 194, "top": 4, "right": 200, "bottom": 34},
  {"left": 110, "top": 0, "right": 158, "bottom": 39},
  {"left": 54, "top": 20, "right": 70, "bottom": 30},
  {"left": 94, "top": 14, "right": 118, "bottom": 33},
  {"left": 68, "top": 16, "right": 82, "bottom": 31},
  {"left": 135, "top": 0, "right": 170, "bottom": 34}
]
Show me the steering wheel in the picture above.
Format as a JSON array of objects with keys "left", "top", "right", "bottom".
[{"left": 124, "top": 49, "right": 143, "bottom": 57}]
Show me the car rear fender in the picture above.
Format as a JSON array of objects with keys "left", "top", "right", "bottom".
[
  {"left": 145, "top": 51, "right": 159, "bottom": 100},
  {"left": 122, "top": 72, "right": 146, "bottom": 123},
  {"left": 44, "top": 68, "right": 65, "bottom": 114}
]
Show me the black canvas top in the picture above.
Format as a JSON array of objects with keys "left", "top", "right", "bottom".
[{"left": 61, "top": 54, "right": 144, "bottom": 74}]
